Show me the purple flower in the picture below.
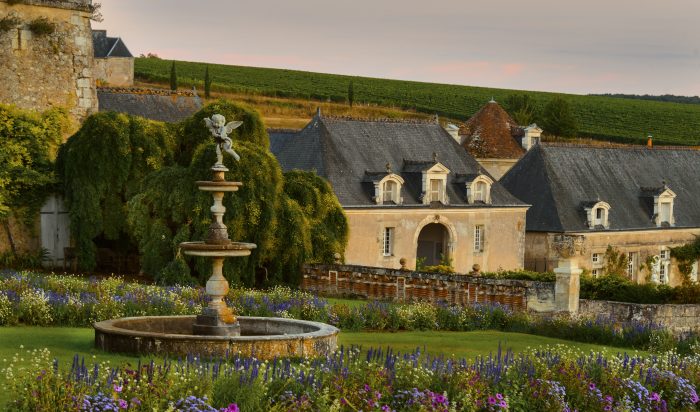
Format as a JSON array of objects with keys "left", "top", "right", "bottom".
[
  {"left": 496, "top": 393, "right": 503, "bottom": 400},
  {"left": 589, "top": 383, "right": 596, "bottom": 391},
  {"left": 118, "top": 399, "right": 128, "bottom": 409},
  {"left": 499, "top": 400, "right": 508, "bottom": 408},
  {"left": 650, "top": 392, "right": 660, "bottom": 402},
  {"left": 221, "top": 404, "right": 239, "bottom": 412},
  {"left": 113, "top": 384, "right": 123, "bottom": 393},
  {"left": 488, "top": 396, "right": 497, "bottom": 405}
]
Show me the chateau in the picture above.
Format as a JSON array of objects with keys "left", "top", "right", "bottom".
[
  {"left": 500, "top": 143, "right": 700, "bottom": 285},
  {"left": 270, "top": 111, "right": 529, "bottom": 273}
]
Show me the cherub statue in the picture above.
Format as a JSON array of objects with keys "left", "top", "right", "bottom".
[{"left": 204, "top": 114, "right": 243, "bottom": 164}]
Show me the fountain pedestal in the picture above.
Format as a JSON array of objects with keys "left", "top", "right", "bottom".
[{"left": 179, "top": 165, "right": 256, "bottom": 337}]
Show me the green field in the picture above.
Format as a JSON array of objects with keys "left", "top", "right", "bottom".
[{"left": 136, "top": 58, "right": 700, "bottom": 145}]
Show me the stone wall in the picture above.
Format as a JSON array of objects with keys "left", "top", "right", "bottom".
[
  {"left": 0, "top": 0, "right": 97, "bottom": 122},
  {"left": 95, "top": 57, "right": 134, "bottom": 87},
  {"left": 302, "top": 264, "right": 557, "bottom": 312},
  {"left": 579, "top": 299, "right": 700, "bottom": 337}
]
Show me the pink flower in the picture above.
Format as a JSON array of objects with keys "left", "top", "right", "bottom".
[
  {"left": 488, "top": 396, "right": 497, "bottom": 405},
  {"left": 113, "top": 384, "right": 123, "bottom": 393},
  {"left": 222, "top": 404, "right": 239, "bottom": 412}
]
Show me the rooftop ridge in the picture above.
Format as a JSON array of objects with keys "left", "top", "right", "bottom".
[
  {"left": 540, "top": 142, "right": 700, "bottom": 151},
  {"left": 97, "top": 87, "right": 197, "bottom": 97},
  {"left": 0, "top": 0, "right": 93, "bottom": 12},
  {"left": 321, "top": 115, "right": 436, "bottom": 125}
]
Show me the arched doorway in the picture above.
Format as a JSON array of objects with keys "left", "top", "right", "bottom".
[{"left": 416, "top": 223, "right": 450, "bottom": 266}]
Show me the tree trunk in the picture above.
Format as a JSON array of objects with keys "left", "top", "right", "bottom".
[{"left": 2, "top": 219, "right": 17, "bottom": 257}]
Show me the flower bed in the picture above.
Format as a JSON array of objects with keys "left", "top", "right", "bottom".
[
  {"left": 2, "top": 344, "right": 700, "bottom": 411},
  {"left": 0, "top": 271, "right": 683, "bottom": 351}
]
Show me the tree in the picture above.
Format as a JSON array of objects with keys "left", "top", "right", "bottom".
[
  {"left": 541, "top": 97, "right": 578, "bottom": 137},
  {"left": 504, "top": 93, "right": 536, "bottom": 125},
  {"left": 204, "top": 65, "right": 212, "bottom": 99},
  {"left": 169, "top": 61, "right": 177, "bottom": 91},
  {"left": 348, "top": 81, "right": 354, "bottom": 107}
]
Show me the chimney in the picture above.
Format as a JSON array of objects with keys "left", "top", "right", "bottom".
[
  {"left": 444, "top": 123, "right": 460, "bottom": 143},
  {"left": 521, "top": 123, "right": 543, "bottom": 151},
  {"left": 647, "top": 134, "right": 653, "bottom": 148}
]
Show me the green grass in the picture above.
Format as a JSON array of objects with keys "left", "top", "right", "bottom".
[
  {"left": 136, "top": 57, "right": 700, "bottom": 146},
  {"left": 0, "top": 327, "right": 645, "bottom": 406}
]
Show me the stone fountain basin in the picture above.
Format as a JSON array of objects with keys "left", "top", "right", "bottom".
[{"left": 94, "top": 316, "right": 339, "bottom": 359}]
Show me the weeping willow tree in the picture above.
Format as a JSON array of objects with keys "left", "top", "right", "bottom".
[
  {"left": 57, "top": 112, "right": 176, "bottom": 269},
  {"left": 62, "top": 99, "right": 348, "bottom": 286}
]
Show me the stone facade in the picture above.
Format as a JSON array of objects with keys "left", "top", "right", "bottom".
[
  {"left": 344, "top": 208, "right": 527, "bottom": 274},
  {"left": 525, "top": 229, "right": 700, "bottom": 286},
  {"left": 94, "top": 56, "right": 133, "bottom": 87},
  {"left": 302, "top": 264, "right": 558, "bottom": 312},
  {"left": 579, "top": 299, "right": 700, "bottom": 337},
  {"left": 0, "top": 0, "right": 97, "bottom": 122}
]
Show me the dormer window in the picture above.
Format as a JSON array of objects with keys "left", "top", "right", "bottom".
[
  {"left": 421, "top": 162, "right": 450, "bottom": 205},
  {"left": 382, "top": 180, "right": 399, "bottom": 204},
  {"left": 584, "top": 201, "right": 611, "bottom": 229},
  {"left": 466, "top": 175, "right": 494, "bottom": 204},
  {"left": 371, "top": 173, "right": 404, "bottom": 205},
  {"left": 654, "top": 187, "right": 676, "bottom": 227}
]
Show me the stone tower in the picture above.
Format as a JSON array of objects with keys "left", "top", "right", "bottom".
[{"left": 0, "top": 0, "right": 98, "bottom": 122}]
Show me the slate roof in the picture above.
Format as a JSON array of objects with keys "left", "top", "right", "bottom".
[
  {"left": 269, "top": 114, "right": 527, "bottom": 208},
  {"left": 499, "top": 143, "right": 700, "bottom": 232},
  {"left": 92, "top": 30, "right": 133, "bottom": 58},
  {"left": 97, "top": 87, "right": 202, "bottom": 123},
  {"left": 459, "top": 101, "right": 526, "bottom": 159}
]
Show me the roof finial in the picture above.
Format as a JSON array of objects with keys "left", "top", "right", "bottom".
[
  {"left": 432, "top": 152, "right": 438, "bottom": 163},
  {"left": 662, "top": 179, "right": 667, "bottom": 189},
  {"left": 386, "top": 162, "right": 392, "bottom": 174}
]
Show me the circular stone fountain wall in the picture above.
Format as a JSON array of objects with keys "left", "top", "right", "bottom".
[{"left": 94, "top": 316, "right": 339, "bottom": 359}]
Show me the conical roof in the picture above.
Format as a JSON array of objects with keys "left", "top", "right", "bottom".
[{"left": 459, "top": 101, "right": 526, "bottom": 159}]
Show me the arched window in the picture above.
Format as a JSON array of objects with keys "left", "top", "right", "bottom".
[
  {"left": 383, "top": 180, "right": 399, "bottom": 203},
  {"left": 466, "top": 175, "right": 493, "bottom": 204},
  {"left": 474, "top": 181, "right": 488, "bottom": 202},
  {"left": 585, "top": 201, "right": 611, "bottom": 229}
]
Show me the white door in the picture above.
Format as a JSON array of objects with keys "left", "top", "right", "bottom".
[{"left": 40, "top": 195, "right": 71, "bottom": 268}]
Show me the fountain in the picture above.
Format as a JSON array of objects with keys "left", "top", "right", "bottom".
[{"left": 94, "top": 114, "right": 338, "bottom": 359}]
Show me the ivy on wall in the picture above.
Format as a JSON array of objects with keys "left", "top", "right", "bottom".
[
  {"left": 671, "top": 237, "right": 700, "bottom": 282},
  {"left": 0, "top": 104, "right": 69, "bottom": 255},
  {"left": 61, "top": 100, "right": 348, "bottom": 286}
]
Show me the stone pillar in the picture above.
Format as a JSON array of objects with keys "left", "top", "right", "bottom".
[{"left": 554, "top": 258, "right": 581, "bottom": 313}]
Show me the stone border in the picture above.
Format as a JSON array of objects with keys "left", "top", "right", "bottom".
[{"left": 94, "top": 316, "right": 339, "bottom": 359}]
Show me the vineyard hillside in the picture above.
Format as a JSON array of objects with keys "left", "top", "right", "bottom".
[{"left": 135, "top": 58, "right": 700, "bottom": 145}]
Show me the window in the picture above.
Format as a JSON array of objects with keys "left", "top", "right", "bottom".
[
  {"left": 383, "top": 180, "right": 398, "bottom": 203},
  {"left": 627, "top": 252, "right": 637, "bottom": 278},
  {"left": 382, "top": 227, "right": 394, "bottom": 256},
  {"left": 429, "top": 179, "right": 442, "bottom": 202},
  {"left": 474, "top": 182, "right": 487, "bottom": 202},
  {"left": 466, "top": 175, "right": 493, "bottom": 204},
  {"left": 659, "top": 202, "right": 672, "bottom": 224},
  {"left": 585, "top": 201, "right": 611, "bottom": 229},
  {"left": 592, "top": 269, "right": 600, "bottom": 278},
  {"left": 592, "top": 253, "right": 601, "bottom": 264},
  {"left": 691, "top": 261, "right": 699, "bottom": 283},
  {"left": 659, "top": 248, "right": 670, "bottom": 284},
  {"left": 474, "top": 225, "right": 485, "bottom": 253}
]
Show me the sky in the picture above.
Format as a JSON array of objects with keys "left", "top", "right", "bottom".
[{"left": 94, "top": 0, "right": 700, "bottom": 96}]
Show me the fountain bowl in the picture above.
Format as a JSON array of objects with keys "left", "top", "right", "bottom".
[{"left": 94, "top": 316, "right": 339, "bottom": 359}]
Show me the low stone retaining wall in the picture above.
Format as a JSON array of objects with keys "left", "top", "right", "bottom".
[
  {"left": 579, "top": 299, "right": 700, "bottom": 337},
  {"left": 302, "top": 264, "right": 557, "bottom": 312}
]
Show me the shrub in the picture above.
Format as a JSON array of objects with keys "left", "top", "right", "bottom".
[
  {"left": 0, "top": 292, "right": 18, "bottom": 325},
  {"left": 18, "top": 288, "right": 53, "bottom": 325},
  {"left": 27, "top": 17, "right": 55, "bottom": 36},
  {"left": 0, "top": 15, "right": 21, "bottom": 32}
]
